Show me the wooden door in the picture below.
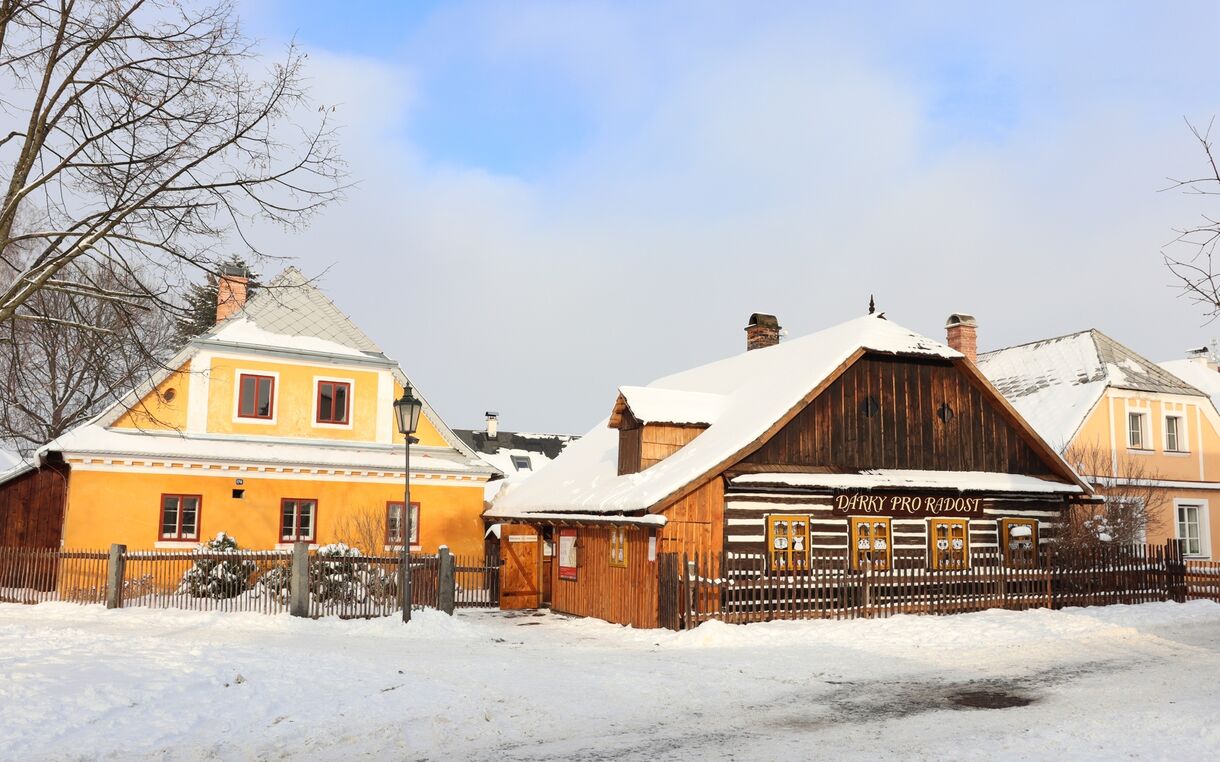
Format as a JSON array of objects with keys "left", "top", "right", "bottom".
[{"left": 499, "top": 524, "right": 541, "bottom": 610}]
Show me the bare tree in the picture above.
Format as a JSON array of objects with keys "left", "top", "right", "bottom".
[
  {"left": 0, "top": 256, "right": 174, "bottom": 455},
  {"left": 332, "top": 504, "right": 389, "bottom": 557},
  {"left": 1060, "top": 442, "right": 1167, "bottom": 548},
  {"left": 1164, "top": 118, "right": 1220, "bottom": 317},
  {"left": 0, "top": 0, "right": 344, "bottom": 329}
]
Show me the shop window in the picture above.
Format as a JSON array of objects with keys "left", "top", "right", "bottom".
[
  {"left": 316, "top": 380, "right": 351, "bottom": 424},
  {"left": 929, "top": 518, "right": 969, "bottom": 569},
  {"left": 999, "top": 518, "right": 1039, "bottom": 567},
  {"left": 609, "top": 527, "right": 628, "bottom": 567},
  {"left": 849, "top": 517, "right": 891, "bottom": 571},
  {"left": 767, "top": 515, "right": 810, "bottom": 571},
  {"left": 159, "top": 494, "right": 201, "bottom": 541},
  {"left": 238, "top": 373, "right": 275, "bottom": 419},
  {"left": 280, "top": 498, "right": 317, "bottom": 543},
  {"left": 386, "top": 501, "right": 420, "bottom": 546}
]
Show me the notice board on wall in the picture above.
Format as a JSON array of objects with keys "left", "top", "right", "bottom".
[{"left": 558, "top": 528, "right": 578, "bottom": 580}]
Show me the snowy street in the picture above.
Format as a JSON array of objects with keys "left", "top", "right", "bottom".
[{"left": 2, "top": 602, "right": 1220, "bottom": 760}]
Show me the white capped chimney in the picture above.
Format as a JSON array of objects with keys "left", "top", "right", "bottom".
[{"left": 485, "top": 411, "right": 499, "bottom": 439}]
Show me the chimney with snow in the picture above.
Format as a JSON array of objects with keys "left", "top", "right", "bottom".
[
  {"left": 745, "top": 313, "right": 781, "bottom": 351},
  {"left": 215, "top": 265, "right": 249, "bottom": 323},
  {"left": 1186, "top": 346, "right": 1217, "bottom": 371},
  {"left": 485, "top": 411, "right": 499, "bottom": 440},
  {"left": 945, "top": 313, "right": 978, "bottom": 363}
]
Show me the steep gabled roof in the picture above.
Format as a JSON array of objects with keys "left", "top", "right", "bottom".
[
  {"left": 978, "top": 329, "right": 1205, "bottom": 450},
  {"left": 29, "top": 267, "right": 486, "bottom": 469},
  {"left": 488, "top": 315, "right": 1085, "bottom": 520}
]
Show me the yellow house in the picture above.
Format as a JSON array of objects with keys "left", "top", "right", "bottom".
[
  {"left": 976, "top": 329, "right": 1220, "bottom": 560},
  {"left": 2, "top": 267, "right": 498, "bottom": 555}
]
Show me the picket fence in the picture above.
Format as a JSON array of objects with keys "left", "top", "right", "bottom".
[
  {"left": 0, "top": 545, "right": 500, "bottom": 619},
  {"left": 659, "top": 542, "right": 1220, "bottom": 630}
]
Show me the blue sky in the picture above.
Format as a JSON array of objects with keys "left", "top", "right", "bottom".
[{"left": 241, "top": 1, "right": 1220, "bottom": 433}]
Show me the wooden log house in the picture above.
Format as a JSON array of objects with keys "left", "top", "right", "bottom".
[{"left": 486, "top": 313, "right": 1095, "bottom": 628}]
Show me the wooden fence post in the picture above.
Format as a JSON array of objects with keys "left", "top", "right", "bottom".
[
  {"left": 290, "top": 541, "right": 310, "bottom": 618},
  {"left": 438, "top": 545, "right": 456, "bottom": 615},
  {"left": 684, "top": 557, "right": 696, "bottom": 630},
  {"left": 862, "top": 559, "right": 872, "bottom": 618},
  {"left": 105, "top": 544, "right": 126, "bottom": 609}
]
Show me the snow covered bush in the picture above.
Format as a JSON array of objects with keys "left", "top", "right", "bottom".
[
  {"left": 256, "top": 563, "right": 292, "bottom": 601},
  {"left": 177, "top": 533, "right": 258, "bottom": 599},
  {"left": 311, "top": 543, "right": 397, "bottom": 605}
]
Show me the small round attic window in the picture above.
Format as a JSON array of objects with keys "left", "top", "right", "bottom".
[{"left": 163, "top": 388, "right": 177, "bottom": 403}]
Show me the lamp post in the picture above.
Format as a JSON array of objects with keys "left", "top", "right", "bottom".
[{"left": 394, "top": 383, "right": 423, "bottom": 623}]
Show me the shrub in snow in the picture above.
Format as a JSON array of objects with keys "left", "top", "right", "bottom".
[
  {"left": 256, "top": 563, "right": 292, "bottom": 600},
  {"left": 311, "top": 543, "right": 397, "bottom": 605},
  {"left": 178, "top": 533, "right": 258, "bottom": 599}
]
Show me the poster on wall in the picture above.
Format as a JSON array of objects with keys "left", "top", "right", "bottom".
[{"left": 558, "top": 528, "right": 578, "bottom": 580}]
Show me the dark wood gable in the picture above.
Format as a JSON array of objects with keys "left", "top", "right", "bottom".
[{"left": 742, "top": 353, "right": 1057, "bottom": 476}]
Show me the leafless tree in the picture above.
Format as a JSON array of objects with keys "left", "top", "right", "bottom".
[
  {"left": 332, "top": 504, "right": 389, "bottom": 557},
  {"left": 1060, "top": 442, "right": 1167, "bottom": 548},
  {"left": 1164, "top": 118, "right": 1220, "bottom": 318},
  {"left": 0, "top": 255, "right": 174, "bottom": 455},
  {"left": 0, "top": 0, "right": 344, "bottom": 329}
]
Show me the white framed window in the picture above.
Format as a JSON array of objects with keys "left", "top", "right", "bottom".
[
  {"left": 1164, "top": 414, "right": 1186, "bottom": 453},
  {"left": 1175, "top": 499, "right": 1210, "bottom": 558},
  {"left": 232, "top": 368, "right": 279, "bottom": 425},
  {"left": 1127, "top": 411, "right": 1149, "bottom": 450}
]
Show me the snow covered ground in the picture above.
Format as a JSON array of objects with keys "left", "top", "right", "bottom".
[{"left": 2, "top": 602, "right": 1219, "bottom": 760}]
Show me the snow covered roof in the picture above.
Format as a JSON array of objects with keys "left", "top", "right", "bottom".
[
  {"left": 454, "top": 428, "right": 578, "bottom": 501},
  {"left": 1159, "top": 358, "right": 1220, "bottom": 412},
  {"left": 40, "top": 425, "right": 486, "bottom": 475},
  {"left": 977, "top": 330, "right": 1204, "bottom": 450},
  {"left": 489, "top": 315, "right": 983, "bottom": 518},
  {"left": 613, "top": 386, "right": 725, "bottom": 426},
  {"left": 731, "top": 470, "right": 1083, "bottom": 495}
]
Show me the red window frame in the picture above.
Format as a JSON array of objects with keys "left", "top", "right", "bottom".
[
  {"left": 316, "top": 380, "right": 351, "bottom": 424},
  {"left": 386, "top": 501, "right": 420, "bottom": 546},
  {"left": 280, "top": 498, "right": 317, "bottom": 543},
  {"left": 159, "top": 493, "right": 202, "bottom": 542},
  {"left": 237, "top": 373, "right": 275, "bottom": 420}
]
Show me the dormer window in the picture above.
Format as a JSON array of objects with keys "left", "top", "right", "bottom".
[
  {"left": 238, "top": 373, "right": 275, "bottom": 420},
  {"left": 511, "top": 455, "right": 533, "bottom": 471}
]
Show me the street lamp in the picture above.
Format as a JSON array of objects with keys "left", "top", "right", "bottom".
[{"left": 394, "top": 383, "right": 423, "bottom": 623}]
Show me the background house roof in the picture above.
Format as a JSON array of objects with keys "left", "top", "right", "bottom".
[
  {"left": 977, "top": 329, "right": 1205, "bottom": 450},
  {"left": 1159, "top": 358, "right": 1220, "bottom": 412},
  {"left": 454, "top": 427, "right": 578, "bottom": 501},
  {"left": 489, "top": 314, "right": 1045, "bottom": 518}
]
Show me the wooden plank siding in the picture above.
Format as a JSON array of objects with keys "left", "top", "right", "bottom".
[
  {"left": 0, "top": 464, "right": 68, "bottom": 548},
  {"left": 744, "top": 354, "right": 1057, "bottom": 476},
  {"left": 657, "top": 477, "right": 724, "bottom": 559},
  {"left": 640, "top": 425, "right": 706, "bottom": 470},
  {"left": 550, "top": 526, "right": 658, "bottom": 628}
]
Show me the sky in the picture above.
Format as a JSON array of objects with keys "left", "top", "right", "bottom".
[{"left": 238, "top": 0, "right": 1220, "bottom": 435}]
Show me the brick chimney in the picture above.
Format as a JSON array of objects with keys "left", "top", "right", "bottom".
[
  {"left": 215, "top": 266, "right": 249, "bottom": 323},
  {"left": 945, "top": 313, "right": 978, "bottom": 363},
  {"left": 745, "top": 313, "right": 781, "bottom": 351}
]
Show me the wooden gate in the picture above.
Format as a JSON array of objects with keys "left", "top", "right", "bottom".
[{"left": 499, "top": 525, "right": 540, "bottom": 609}]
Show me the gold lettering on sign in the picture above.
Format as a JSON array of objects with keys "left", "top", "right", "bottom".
[{"left": 832, "top": 493, "right": 983, "bottom": 516}]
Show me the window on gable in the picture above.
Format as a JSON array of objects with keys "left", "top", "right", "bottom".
[
  {"left": 160, "top": 494, "right": 201, "bottom": 541},
  {"left": 510, "top": 455, "right": 533, "bottom": 471},
  {"left": 1165, "top": 415, "right": 1185, "bottom": 452},
  {"left": 280, "top": 498, "right": 317, "bottom": 543},
  {"left": 999, "top": 518, "right": 1039, "bottom": 568},
  {"left": 767, "top": 514, "right": 810, "bottom": 572},
  {"left": 238, "top": 374, "right": 275, "bottom": 419},
  {"left": 849, "top": 517, "right": 891, "bottom": 571},
  {"left": 609, "top": 527, "right": 628, "bottom": 568},
  {"left": 929, "top": 518, "right": 969, "bottom": 570},
  {"left": 386, "top": 501, "right": 420, "bottom": 546},
  {"left": 1127, "top": 411, "right": 1147, "bottom": 449},
  {"left": 316, "top": 381, "right": 351, "bottom": 424}
]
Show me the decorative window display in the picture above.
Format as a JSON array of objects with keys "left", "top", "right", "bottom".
[
  {"left": 928, "top": 518, "right": 969, "bottom": 569},
  {"left": 766, "top": 514, "right": 810, "bottom": 572},
  {"left": 609, "top": 527, "right": 628, "bottom": 568},
  {"left": 849, "top": 516, "right": 891, "bottom": 571},
  {"left": 999, "top": 518, "right": 1039, "bottom": 567},
  {"left": 558, "top": 528, "right": 578, "bottom": 580}
]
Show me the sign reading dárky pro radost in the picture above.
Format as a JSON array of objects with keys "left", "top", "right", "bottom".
[{"left": 832, "top": 491, "right": 985, "bottom": 518}]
